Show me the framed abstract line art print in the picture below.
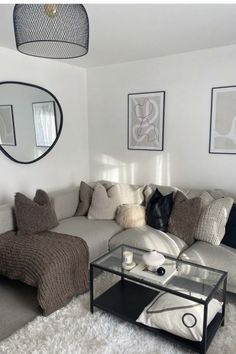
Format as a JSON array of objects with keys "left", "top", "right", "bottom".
[
  {"left": 0, "top": 105, "right": 16, "bottom": 146},
  {"left": 209, "top": 86, "right": 236, "bottom": 154},
  {"left": 128, "top": 91, "right": 165, "bottom": 151}
]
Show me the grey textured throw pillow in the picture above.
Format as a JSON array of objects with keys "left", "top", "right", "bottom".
[
  {"left": 75, "top": 181, "right": 94, "bottom": 216},
  {"left": 194, "top": 197, "right": 233, "bottom": 245},
  {"left": 168, "top": 191, "right": 202, "bottom": 245},
  {"left": 15, "top": 189, "right": 58, "bottom": 235}
]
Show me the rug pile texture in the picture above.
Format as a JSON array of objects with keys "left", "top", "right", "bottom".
[{"left": 0, "top": 273, "right": 235, "bottom": 354}]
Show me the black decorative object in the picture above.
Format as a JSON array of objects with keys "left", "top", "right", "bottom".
[
  {"left": 146, "top": 188, "right": 174, "bottom": 231},
  {"left": 157, "top": 267, "right": 165, "bottom": 276},
  {"left": 13, "top": 4, "right": 89, "bottom": 59},
  {"left": 182, "top": 313, "right": 197, "bottom": 328}
]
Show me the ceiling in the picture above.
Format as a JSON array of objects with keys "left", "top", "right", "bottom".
[{"left": 1, "top": 4, "right": 236, "bottom": 68}]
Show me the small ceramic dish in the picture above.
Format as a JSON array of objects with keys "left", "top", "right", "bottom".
[{"left": 122, "top": 261, "right": 136, "bottom": 270}]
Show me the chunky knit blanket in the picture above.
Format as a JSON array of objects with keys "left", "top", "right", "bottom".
[{"left": 0, "top": 231, "right": 89, "bottom": 316}]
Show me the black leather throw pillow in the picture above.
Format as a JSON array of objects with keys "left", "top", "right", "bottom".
[
  {"left": 146, "top": 188, "right": 174, "bottom": 232},
  {"left": 221, "top": 203, "right": 236, "bottom": 249}
]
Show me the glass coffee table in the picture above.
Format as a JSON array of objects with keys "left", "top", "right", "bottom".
[{"left": 90, "top": 245, "right": 227, "bottom": 354}]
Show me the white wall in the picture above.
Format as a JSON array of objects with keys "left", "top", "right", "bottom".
[
  {"left": 0, "top": 47, "right": 89, "bottom": 204},
  {"left": 87, "top": 44, "right": 236, "bottom": 192}
]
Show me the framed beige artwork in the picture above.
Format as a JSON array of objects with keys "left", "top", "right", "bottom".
[{"left": 210, "top": 86, "right": 236, "bottom": 154}]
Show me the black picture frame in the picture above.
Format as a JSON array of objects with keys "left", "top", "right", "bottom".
[
  {"left": 209, "top": 85, "right": 236, "bottom": 154},
  {"left": 0, "top": 104, "right": 16, "bottom": 146},
  {"left": 127, "top": 91, "right": 165, "bottom": 151}
]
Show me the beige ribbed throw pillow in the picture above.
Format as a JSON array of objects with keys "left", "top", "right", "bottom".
[
  {"left": 88, "top": 183, "right": 144, "bottom": 220},
  {"left": 194, "top": 197, "right": 233, "bottom": 245}
]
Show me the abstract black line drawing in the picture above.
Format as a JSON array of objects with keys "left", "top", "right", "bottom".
[{"left": 128, "top": 91, "right": 165, "bottom": 151}]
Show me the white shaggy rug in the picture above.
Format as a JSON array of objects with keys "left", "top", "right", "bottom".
[{"left": 0, "top": 273, "right": 235, "bottom": 354}]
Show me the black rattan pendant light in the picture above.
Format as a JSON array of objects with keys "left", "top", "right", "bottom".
[{"left": 13, "top": 4, "right": 89, "bottom": 59}]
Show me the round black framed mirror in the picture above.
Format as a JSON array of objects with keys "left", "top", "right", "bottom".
[{"left": 0, "top": 81, "right": 63, "bottom": 164}]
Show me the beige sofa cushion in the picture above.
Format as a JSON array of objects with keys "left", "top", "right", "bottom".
[
  {"left": 180, "top": 241, "right": 236, "bottom": 293},
  {"left": 183, "top": 188, "right": 236, "bottom": 202},
  {"left": 88, "top": 183, "right": 144, "bottom": 220},
  {"left": 49, "top": 186, "right": 79, "bottom": 220},
  {"left": 52, "top": 216, "right": 123, "bottom": 261},
  {"left": 109, "top": 225, "right": 187, "bottom": 257},
  {"left": 195, "top": 197, "right": 233, "bottom": 245}
]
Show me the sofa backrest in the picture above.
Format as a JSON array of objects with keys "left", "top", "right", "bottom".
[
  {"left": 146, "top": 184, "right": 178, "bottom": 196},
  {"left": 0, "top": 204, "right": 15, "bottom": 234},
  {"left": 1, "top": 183, "right": 236, "bottom": 235},
  {"left": 49, "top": 186, "right": 79, "bottom": 220},
  {"left": 182, "top": 188, "right": 236, "bottom": 202}
]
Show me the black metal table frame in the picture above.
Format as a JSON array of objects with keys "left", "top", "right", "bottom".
[{"left": 90, "top": 244, "right": 227, "bottom": 354}]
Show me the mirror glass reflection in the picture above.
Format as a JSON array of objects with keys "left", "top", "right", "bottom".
[{"left": 0, "top": 82, "right": 62, "bottom": 164}]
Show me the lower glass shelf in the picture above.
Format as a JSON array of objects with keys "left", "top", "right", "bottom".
[{"left": 92, "top": 279, "right": 224, "bottom": 354}]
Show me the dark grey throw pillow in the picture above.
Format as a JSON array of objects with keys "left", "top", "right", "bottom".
[
  {"left": 75, "top": 181, "right": 94, "bottom": 216},
  {"left": 146, "top": 189, "right": 173, "bottom": 232},
  {"left": 15, "top": 189, "right": 58, "bottom": 235},
  {"left": 168, "top": 191, "right": 202, "bottom": 245}
]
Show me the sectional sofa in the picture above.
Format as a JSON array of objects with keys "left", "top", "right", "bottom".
[{"left": 0, "top": 183, "right": 235, "bottom": 293}]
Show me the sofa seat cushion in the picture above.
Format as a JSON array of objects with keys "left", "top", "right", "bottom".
[
  {"left": 51, "top": 216, "right": 123, "bottom": 261},
  {"left": 109, "top": 225, "right": 188, "bottom": 257},
  {"left": 179, "top": 241, "right": 236, "bottom": 293}
]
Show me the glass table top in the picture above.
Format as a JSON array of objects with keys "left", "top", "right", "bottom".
[{"left": 91, "top": 245, "right": 227, "bottom": 303}]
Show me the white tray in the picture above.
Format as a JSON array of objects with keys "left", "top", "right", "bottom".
[{"left": 129, "top": 262, "right": 176, "bottom": 285}]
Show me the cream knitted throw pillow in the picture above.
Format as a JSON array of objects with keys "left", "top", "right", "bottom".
[{"left": 194, "top": 197, "right": 233, "bottom": 245}]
